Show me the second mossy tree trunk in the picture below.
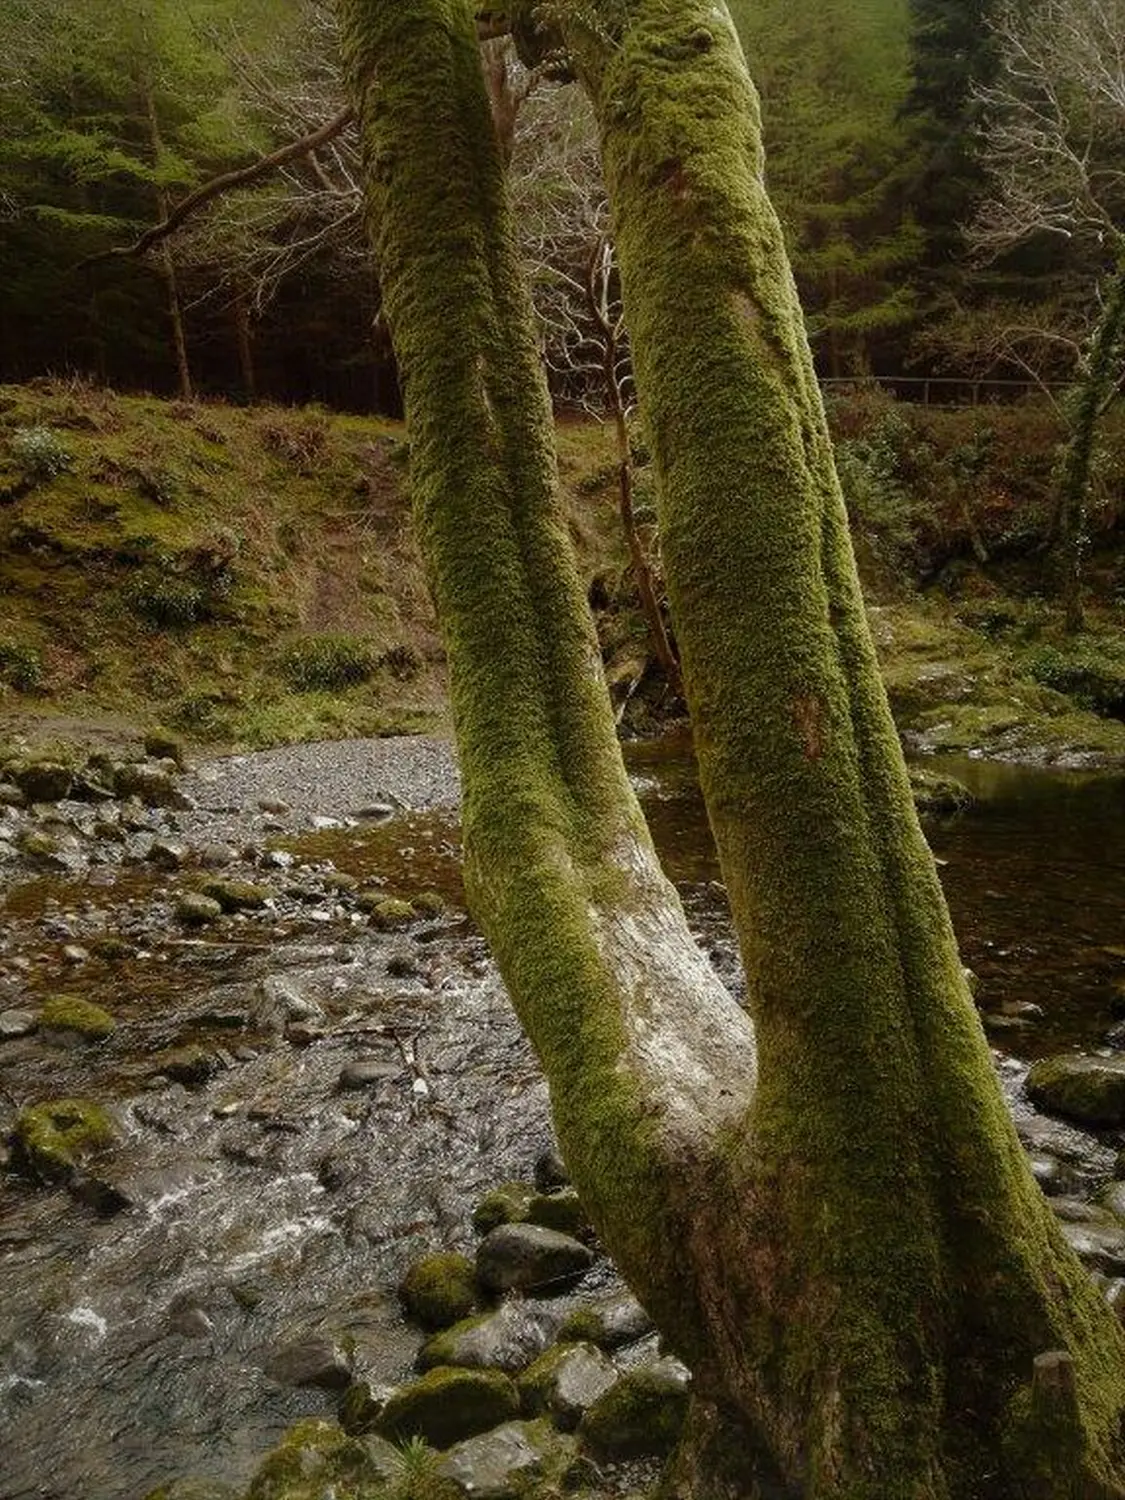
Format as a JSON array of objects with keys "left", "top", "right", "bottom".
[{"left": 340, "top": 0, "right": 1125, "bottom": 1494}]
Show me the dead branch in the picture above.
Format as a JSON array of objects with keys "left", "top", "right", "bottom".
[{"left": 79, "top": 106, "right": 354, "bottom": 267}]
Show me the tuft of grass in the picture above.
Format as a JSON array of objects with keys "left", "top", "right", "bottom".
[{"left": 281, "top": 635, "right": 379, "bottom": 691}]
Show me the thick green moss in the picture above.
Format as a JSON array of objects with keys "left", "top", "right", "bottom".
[
  {"left": 376, "top": 1367, "right": 521, "bottom": 1449},
  {"left": 577, "top": 1362, "right": 688, "bottom": 1458},
  {"left": 12, "top": 1098, "right": 117, "bottom": 1181},
  {"left": 399, "top": 1252, "right": 478, "bottom": 1331},
  {"left": 471, "top": 1182, "right": 536, "bottom": 1234},
  {"left": 40, "top": 994, "right": 115, "bottom": 1041},
  {"left": 244, "top": 1418, "right": 385, "bottom": 1500}
]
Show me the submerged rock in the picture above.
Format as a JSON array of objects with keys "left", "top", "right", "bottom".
[
  {"left": 266, "top": 1337, "right": 353, "bottom": 1391},
  {"left": 176, "top": 893, "right": 223, "bottom": 927},
  {"left": 1026, "top": 1055, "right": 1125, "bottom": 1127},
  {"left": 377, "top": 1366, "right": 521, "bottom": 1448},
  {"left": 476, "top": 1223, "right": 594, "bottom": 1295},
  {"left": 11, "top": 1098, "right": 117, "bottom": 1182},
  {"left": 0, "top": 1008, "right": 37, "bottom": 1040},
  {"left": 39, "top": 993, "right": 115, "bottom": 1043}
]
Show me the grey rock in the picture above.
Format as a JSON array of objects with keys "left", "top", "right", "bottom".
[
  {"left": 517, "top": 1343, "right": 619, "bottom": 1431},
  {"left": 266, "top": 1335, "right": 352, "bottom": 1390},
  {"left": 251, "top": 973, "right": 325, "bottom": 1033},
  {"left": 560, "top": 1290, "right": 654, "bottom": 1350},
  {"left": 198, "top": 841, "right": 236, "bottom": 868},
  {"left": 0, "top": 1009, "right": 37, "bottom": 1040},
  {"left": 61, "top": 945, "right": 90, "bottom": 965},
  {"left": 176, "top": 893, "right": 223, "bottom": 927},
  {"left": 577, "top": 1356, "right": 691, "bottom": 1459},
  {"left": 147, "top": 838, "right": 188, "bottom": 870},
  {"left": 0, "top": 782, "right": 27, "bottom": 808},
  {"left": 258, "top": 797, "right": 291, "bottom": 815},
  {"left": 476, "top": 1223, "right": 594, "bottom": 1295},
  {"left": 338, "top": 1058, "right": 402, "bottom": 1090},
  {"left": 439, "top": 1421, "right": 583, "bottom": 1500},
  {"left": 12, "top": 762, "right": 73, "bottom": 803},
  {"left": 1061, "top": 1220, "right": 1125, "bottom": 1275},
  {"left": 418, "top": 1301, "right": 558, "bottom": 1376}
]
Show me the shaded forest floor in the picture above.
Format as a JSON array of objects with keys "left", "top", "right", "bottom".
[{"left": 2, "top": 379, "right": 1125, "bottom": 765}]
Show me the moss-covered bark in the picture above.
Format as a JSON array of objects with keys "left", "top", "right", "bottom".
[
  {"left": 546, "top": 2, "right": 1125, "bottom": 1493},
  {"left": 337, "top": 0, "right": 756, "bottom": 1356},
  {"left": 1056, "top": 261, "right": 1125, "bottom": 634},
  {"left": 340, "top": 1, "right": 1125, "bottom": 1495}
]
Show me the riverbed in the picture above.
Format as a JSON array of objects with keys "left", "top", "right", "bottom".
[{"left": 1, "top": 736, "right": 1123, "bottom": 1499}]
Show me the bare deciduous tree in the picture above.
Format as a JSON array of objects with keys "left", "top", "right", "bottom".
[{"left": 971, "top": 0, "right": 1125, "bottom": 629}]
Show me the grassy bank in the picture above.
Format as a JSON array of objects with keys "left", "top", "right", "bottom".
[{"left": 2, "top": 380, "right": 1124, "bottom": 763}]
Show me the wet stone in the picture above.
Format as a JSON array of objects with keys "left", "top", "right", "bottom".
[
  {"left": 377, "top": 1366, "right": 521, "bottom": 1448},
  {"left": 148, "top": 838, "right": 189, "bottom": 870},
  {"left": 156, "top": 1046, "right": 224, "bottom": 1088},
  {"left": 517, "top": 1342, "right": 619, "bottom": 1431},
  {"left": 439, "top": 1420, "right": 586, "bottom": 1500},
  {"left": 0, "top": 1009, "right": 37, "bottom": 1040},
  {"left": 418, "top": 1301, "right": 558, "bottom": 1375},
  {"left": 1061, "top": 1220, "right": 1125, "bottom": 1276},
  {"left": 337, "top": 1058, "right": 401, "bottom": 1091},
  {"left": 266, "top": 1336, "right": 353, "bottom": 1391},
  {"left": 476, "top": 1223, "right": 595, "bottom": 1295},
  {"left": 197, "top": 842, "right": 236, "bottom": 868},
  {"left": 559, "top": 1291, "right": 654, "bottom": 1350},
  {"left": 0, "top": 782, "right": 26, "bottom": 808}
]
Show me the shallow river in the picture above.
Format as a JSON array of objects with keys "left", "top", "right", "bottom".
[{"left": 0, "top": 740, "right": 1123, "bottom": 1500}]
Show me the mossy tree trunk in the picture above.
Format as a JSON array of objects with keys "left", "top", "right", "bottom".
[
  {"left": 339, "top": 1, "right": 1125, "bottom": 1494},
  {"left": 1056, "top": 261, "right": 1125, "bottom": 634}
]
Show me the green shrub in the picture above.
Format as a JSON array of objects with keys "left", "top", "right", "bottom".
[
  {"left": 281, "top": 635, "right": 377, "bottom": 690},
  {"left": 10, "top": 424, "right": 72, "bottom": 480},
  {"left": 1026, "top": 645, "right": 1125, "bottom": 717},
  {"left": 0, "top": 640, "right": 43, "bottom": 691},
  {"left": 126, "top": 573, "right": 208, "bottom": 626},
  {"left": 835, "top": 408, "right": 918, "bottom": 566}
]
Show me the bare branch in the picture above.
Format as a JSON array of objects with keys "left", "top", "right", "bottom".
[{"left": 80, "top": 107, "right": 355, "bottom": 267}]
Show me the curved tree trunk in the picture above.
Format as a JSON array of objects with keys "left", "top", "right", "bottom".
[{"left": 340, "top": 1, "right": 1125, "bottom": 1494}]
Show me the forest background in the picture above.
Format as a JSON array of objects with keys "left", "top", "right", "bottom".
[{"left": 0, "top": 0, "right": 1112, "bottom": 409}]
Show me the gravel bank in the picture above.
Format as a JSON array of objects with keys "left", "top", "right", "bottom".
[{"left": 181, "top": 735, "right": 461, "bottom": 841}]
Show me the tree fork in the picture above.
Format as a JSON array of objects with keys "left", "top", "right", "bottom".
[{"left": 342, "top": 0, "right": 1125, "bottom": 1493}]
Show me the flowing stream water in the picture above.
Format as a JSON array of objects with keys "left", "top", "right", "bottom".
[{"left": 0, "top": 739, "right": 1123, "bottom": 1500}]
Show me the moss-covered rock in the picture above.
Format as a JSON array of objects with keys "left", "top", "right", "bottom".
[
  {"left": 360, "top": 895, "right": 416, "bottom": 929},
  {"left": 10, "top": 759, "right": 73, "bottom": 803},
  {"left": 475, "top": 1223, "right": 594, "bottom": 1294},
  {"left": 400, "top": 1252, "right": 478, "bottom": 1331},
  {"left": 11, "top": 1098, "right": 117, "bottom": 1181},
  {"left": 557, "top": 1291, "right": 653, "bottom": 1350},
  {"left": 199, "top": 878, "right": 271, "bottom": 913},
  {"left": 176, "top": 893, "right": 223, "bottom": 927},
  {"left": 244, "top": 1418, "right": 387, "bottom": 1500},
  {"left": 576, "top": 1358, "right": 690, "bottom": 1459},
  {"left": 377, "top": 1367, "right": 521, "bottom": 1448},
  {"left": 524, "top": 1189, "right": 587, "bottom": 1238},
  {"left": 154, "top": 1046, "right": 223, "bottom": 1088},
  {"left": 516, "top": 1343, "right": 618, "bottom": 1431},
  {"left": 471, "top": 1182, "right": 537, "bottom": 1235},
  {"left": 39, "top": 993, "right": 115, "bottom": 1042},
  {"left": 1026, "top": 1055, "right": 1125, "bottom": 1127},
  {"left": 143, "top": 729, "right": 186, "bottom": 767},
  {"left": 412, "top": 890, "right": 448, "bottom": 917},
  {"left": 908, "top": 766, "right": 973, "bottom": 815},
  {"left": 338, "top": 1379, "right": 386, "bottom": 1436},
  {"left": 114, "top": 762, "right": 189, "bottom": 808},
  {"left": 417, "top": 1304, "right": 553, "bottom": 1376},
  {"left": 141, "top": 1480, "right": 239, "bottom": 1500},
  {"left": 438, "top": 1418, "right": 589, "bottom": 1500}
]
